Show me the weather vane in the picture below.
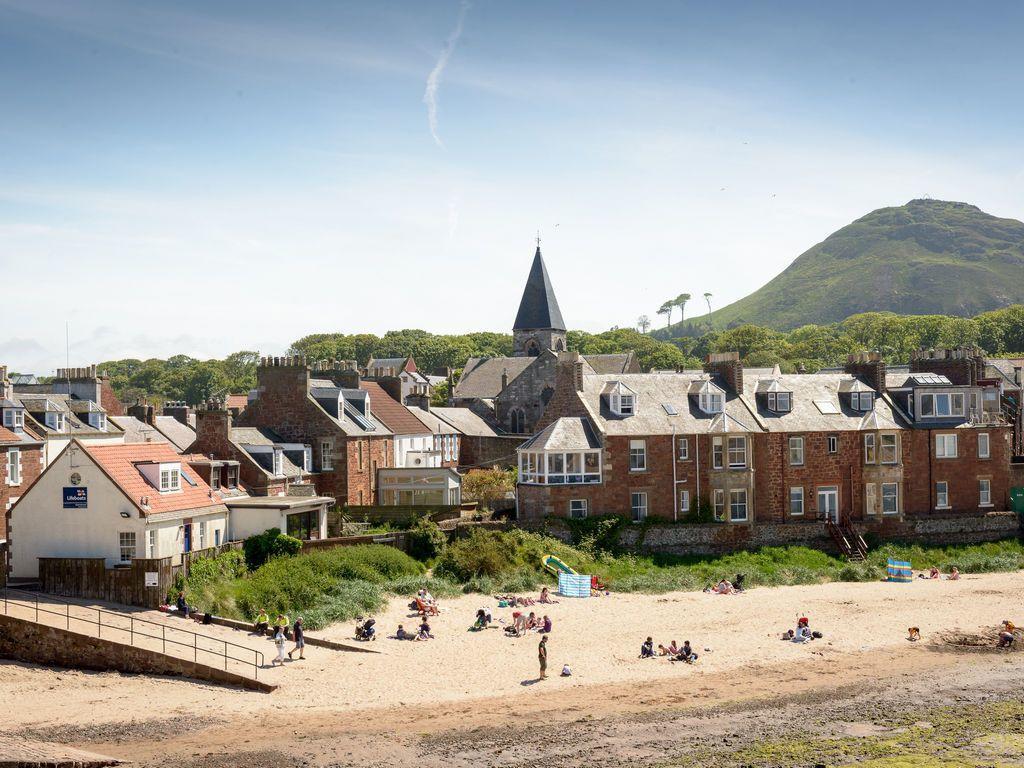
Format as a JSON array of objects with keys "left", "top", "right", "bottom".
[{"left": 536, "top": 230, "right": 541, "bottom": 248}]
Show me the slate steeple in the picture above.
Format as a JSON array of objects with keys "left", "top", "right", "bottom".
[{"left": 512, "top": 245, "right": 567, "bottom": 357}]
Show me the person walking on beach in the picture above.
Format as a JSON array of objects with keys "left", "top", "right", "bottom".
[
  {"left": 272, "top": 628, "right": 287, "bottom": 666},
  {"left": 538, "top": 635, "right": 548, "bottom": 680},
  {"left": 288, "top": 617, "right": 305, "bottom": 660}
]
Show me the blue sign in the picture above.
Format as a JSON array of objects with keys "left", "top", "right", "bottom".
[{"left": 63, "top": 487, "right": 88, "bottom": 509}]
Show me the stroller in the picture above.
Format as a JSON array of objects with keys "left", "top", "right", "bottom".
[
  {"left": 355, "top": 617, "right": 376, "bottom": 641},
  {"left": 733, "top": 573, "right": 746, "bottom": 592}
]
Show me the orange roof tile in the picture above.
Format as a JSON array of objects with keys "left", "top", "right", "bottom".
[
  {"left": 226, "top": 394, "right": 249, "bottom": 410},
  {"left": 358, "top": 381, "right": 430, "bottom": 435},
  {"left": 0, "top": 426, "right": 20, "bottom": 443},
  {"left": 82, "top": 441, "right": 226, "bottom": 517}
]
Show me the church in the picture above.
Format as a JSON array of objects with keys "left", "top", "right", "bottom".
[{"left": 452, "top": 246, "right": 639, "bottom": 435}]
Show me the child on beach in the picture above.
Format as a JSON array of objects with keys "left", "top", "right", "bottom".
[
  {"left": 416, "top": 619, "right": 434, "bottom": 641},
  {"left": 948, "top": 567, "right": 961, "bottom": 580},
  {"left": 272, "top": 628, "right": 286, "bottom": 666},
  {"left": 673, "top": 641, "right": 698, "bottom": 663},
  {"left": 998, "top": 620, "right": 1016, "bottom": 648}
]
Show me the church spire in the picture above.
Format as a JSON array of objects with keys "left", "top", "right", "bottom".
[{"left": 513, "top": 245, "right": 566, "bottom": 332}]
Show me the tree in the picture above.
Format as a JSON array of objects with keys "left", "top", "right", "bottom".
[
  {"left": 461, "top": 468, "right": 516, "bottom": 510},
  {"left": 637, "top": 314, "right": 651, "bottom": 333},
  {"left": 657, "top": 301, "right": 674, "bottom": 329},
  {"left": 703, "top": 292, "right": 713, "bottom": 316},
  {"left": 675, "top": 293, "right": 691, "bottom": 324}
]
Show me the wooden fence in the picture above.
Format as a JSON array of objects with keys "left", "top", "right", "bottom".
[{"left": 38, "top": 556, "right": 176, "bottom": 609}]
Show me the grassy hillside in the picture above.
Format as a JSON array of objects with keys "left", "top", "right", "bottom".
[{"left": 707, "top": 199, "right": 1024, "bottom": 330}]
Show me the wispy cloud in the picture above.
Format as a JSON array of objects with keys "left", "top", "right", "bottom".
[{"left": 423, "top": 0, "right": 471, "bottom": 149}]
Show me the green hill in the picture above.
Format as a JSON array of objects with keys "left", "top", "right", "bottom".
[{"left": 706, "top": 199, "right": 1024, "bottom": 330}]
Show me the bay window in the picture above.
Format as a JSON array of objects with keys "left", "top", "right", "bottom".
[
  {"left": 920, "top": 392, "right": 965, "bottom": 418},
  {"left": 880, "top": 434, "right": 898, "bottom": 464},
  {"left": 518, "top": 450, "right": 602, "bottom": 484}
]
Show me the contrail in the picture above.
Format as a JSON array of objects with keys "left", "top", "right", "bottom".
[{"left": 423, "top": 0, "right": 471, "bottom": 149}]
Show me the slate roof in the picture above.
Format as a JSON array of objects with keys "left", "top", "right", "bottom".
[
  {"left": 358, "top": 380, "right": 430, "bottom": 435},
  {"left": 153, "top": 416, "right": 197, "bottom": 453},
  {"left": 431, "top": 407, "right": 507, "bottom": 438},
  {"left": 520, "top": 417, "right": 601, "bottom": 451},
  {"left": 513, "top": 247, "right": 565, "bottom": 331},
  {"left": 16, "top": 394, "right": 124, "bottom": 439},
  {"left": 740, "top": 372, "right": 902, "bottom": 433},
  {"left": 82, "top": 441, "right": 228, "bottom": 518},
  {"left": 230, "top": 426, "right": 306, "bottom": 478},
  {"left": 410, "top": 407, "right": 461, "bottom": 435},
  {"left": 366, "top": 357, "right": 416, "bottom": 376},
  {"left": 576, "top": 373, "right": 758, "bottom": 436},
  {"left": 583, "top": 352, "right": 638, "bottom": 375},
  {"left": 307, "top": 385, "right": 391, "bottom": 436},
  {"left": 986, "top": 358, "right": 1024, "bottom": 391},
  {"left": 454, "top": 357, "right": 535, "bottom": 399},
  {"left": 109, "top": 415, "right": 169, "bottom": 445}
]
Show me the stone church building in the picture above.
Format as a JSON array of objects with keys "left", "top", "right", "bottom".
[{"left": 453, "top": 246, "right": 639, "bottom": 436}]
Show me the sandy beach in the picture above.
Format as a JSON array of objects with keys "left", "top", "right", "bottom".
[{"left": 3, "top": 571, "right": 1023, "bottom": 765}]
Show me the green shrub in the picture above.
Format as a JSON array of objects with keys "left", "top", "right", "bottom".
[
  {"left": 406, "top": 517, "right": 447, "bottom": 561},
  {"left": 243, "top": 528, "right": 302, "bottom": 570},
  {"left": 434, "top": 528, "right": 592, "bottom": 582}
]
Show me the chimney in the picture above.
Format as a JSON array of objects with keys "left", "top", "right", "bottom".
[
  {"left": 0, "top": 365, "right": 10, "bottom": 401},
  {"left": 797, "top": 362, "right": 807, "bottom": 374},
  {"left": 127, "top": 402, "right": 156, "bottom": 426},
  {"left": 195, "top": 399, "right": 232, "bottom": 445},
  {"left": 908, "top": 346, "right": 979, "bottom": 386},
  {"left": 406, "top": 392, "right": 430, "bottom": 411},
  {"left": 501, "top": 368, "right": 509, "bottom": 390},
  {"left": 845, "top": 351, "right": 887, "bottom": 393},
  {"left": 704, "top": 352, "right": 743, "bottom": 395},
  {"left": 54, "top": 364, "right": 103, "bottom": 404},
  {"left": 162, "top": 401, "right": 191, "bottom": 426}
]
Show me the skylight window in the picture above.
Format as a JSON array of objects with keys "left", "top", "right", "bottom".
[
  {"left": 814, "top": 400, "right": 840, "bottom": 415},
  {"left": 662, "top": 403, "right": 678, "bottom": 415}
]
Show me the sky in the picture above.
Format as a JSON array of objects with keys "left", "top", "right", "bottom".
[{"left": 1, "top": 0, "right": 1023, "bottom": 373}]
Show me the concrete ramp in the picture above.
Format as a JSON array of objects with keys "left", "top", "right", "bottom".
[{"left": 0, "top": 736, "right": 122, "bottom": 767}]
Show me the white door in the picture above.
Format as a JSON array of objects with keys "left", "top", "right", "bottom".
[{"left": 817, "top": 486, "right": 839, "bottom": 522}]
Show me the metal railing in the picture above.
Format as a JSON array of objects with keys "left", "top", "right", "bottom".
[{"left": 1, "top": 587, "right": 264, "bottom": 679}]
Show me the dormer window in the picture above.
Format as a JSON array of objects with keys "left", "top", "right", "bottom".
[
  {"left": 766, "top": 391, "right": 792, "bottom": 412},
  {"left": 852, "top": 392, "right": 874, "bottom": 411},
  {"left": 697, "top": 381, "right": 725, "bottom": 414},
  {"left": 159, "top": 464, "right": 181, "bottom": 492},
  {"left": 606, "top": 382, "right": 637, "bottom": 417},
  {"left": 89, "top": 412, "right": 107, "bottom": 431},
  {"left": 919, "top": 392, "right": 964, "bottom": 418},
  {"left": 2, "top": 408, "right": 24, "bottom": 432},
  {"left": 45, "top": 411, "right": 66, "bottom": 431}
]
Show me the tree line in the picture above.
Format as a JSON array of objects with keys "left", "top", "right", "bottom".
[{"left": 87, "top": 305, "right": 1024, "bottom": 405}]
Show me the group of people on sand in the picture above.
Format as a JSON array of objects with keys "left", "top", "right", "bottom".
[
  {"left": 918, "top": 566, "right": 960, "bottom": 580},
  {"left": 640, "top": 637, "right": 699, "bottom": 663},
  {"left": 781, "top": 616, "right": 822, "bottom": 644},
  {"left": 251, "top": 609, "right": 305, "bottom": 665},
  {"left": 704, "top": 574, "right": 745, "bottom": 595},
  {"left": 504, "top": 610, "right": 552, "bottom": 637}
]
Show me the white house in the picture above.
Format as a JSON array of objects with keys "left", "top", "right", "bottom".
[{"left": 7, "top": 439, "right": 229, "bottom": 579}]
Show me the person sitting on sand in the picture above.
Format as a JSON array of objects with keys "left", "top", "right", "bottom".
[
  {"left": 640, "top": 637, "right": 655, "bottom": 658},
  {"left": 474, "top": 609, "right": 491, "bottom": 630},
  {"left": 667, "top": 640, "right": 680, "bottom": 656},
  {"left": 396, "top": 624, "right": 409, "bottom": 640},
  {"left": 908, "top": 627, "right": 921, "bottom": 642},
  {"left": 658, "top": 643, "right": 670, "bottom": 656},
  {"left": 539, "top": 587, "right": 557, "bottom": 604},
  {"left": 998, "top": 620, "right": 1016, "bottom": 648},
  {"left": 714, "top": 578, "right": 734, "bottom": 595},
  {"left": 416, "top": 619, "right": 434, "bottom": 641},
  {"left": 948, "top": 567, "right": 961, "bottom": 581},
  {"left": 674, "top": 641, "right": 698, "bottom": 663},
  {"left": 526, "top": 611, "right": 539, "bottom": 630},
  {"left": 929, "top": 566, "right": 940, "bottom": 579},
  {"left": 541, "top": 615, "right": 552, "bottom": 634}
]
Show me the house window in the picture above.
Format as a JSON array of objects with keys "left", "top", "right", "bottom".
[
  {"left": 147, "top": 529, "right": 156, "bottom": 558},
  {"left": 569, "top": 499, "right": 588, "bottom": 519},
  {"left": 618, "top": 394, "right": 635, "bottom": 415},
  {"left": 865, "top": 483, "right": 877, "bottom": 516},
  {"left": 936, "top": 481, "right": 949, "bottom": 509},
  {"left": 767, "top": 391, "right": 792, "bottom": 412},
  {"left": 215, "top": 528, "right": 222, "bottom": 547},
  {"left": 209, "top": 466, "right": 221, "bottom": 490},
  {"left": 321, "top": 441, "right": 334, "bottom": 471},
  {"left": 863, "top": 433, "right": 876, "bottom": 464},
  {"left": 882, "top": 482, "right": 899, "bottom": 515},
  {"left": 677, "top": 437, "right": 689, "bottom": 460},
  {"left": 6, "top": 447, "right": 20, "bottom": 485},
  {"left": 510, "top": 409, "right": 525, "bottom": 433},
  {"left": 713, "top": 489, "right": 725, "bottom": 521},
  {"left": 789, "top": 436, "right": 804, "bottom": 466},
  {"left": 979, "top": 479, "right": 992, "bottom": 506},
  {"left": 119, "top": 532, "right": 137, "bottom": 563},
  {"left": 935, "top": 434, "right": 957, "bottom": 458},
  {"left": 358, "top": 441, "right": 364, "bottom": 470},
  {"left": 198, "top": 521, "right": 207, "bottom": 550},
  {"left": 853, "top": 392, "right": 874, "bottom": 411},
  {"left": 880, "top": 434, "right": 898, "bottom": 464},
  {"left": 226, "top": 465, "right": 238, "bottom": 488},
  {"left": 699, "top": 387, "right": 724, "bottom": 414},
  {"left": 679, "top": 489, "right": 690, "bottom": 513},
  {"left": 827, "top": 435, "right": 838, "bottom": 454},
  {"left": 712, "top": 437, "right": 724, "bottom": 469},
  {"left": 95, "top": 413, "right": 107, "bottom": 431},
  {"left": 630, "top": 492, "right": 647, "bottom": 523},
  {"left": 729, "top": 489, "right": 748, "bottom": 522},
  {"left": 978, "top": 433, "right": 990, "bottom": 459},
  {"left": 789, "top": 487, "right": 804, "bottom": 516},
  {"left": 921, "top": 392, "right": 965, "bottom": 418},
  {"left": 160, "top": 467, "right": 181, "bottom": 492},
  {"left": 4, "top": 408, "right": 24, "bottom": 431},
  {"left": 46, "top": 412, "right": 66, "bottom": 431},
  {"left": 273, "top": 449, "right": 284, "bottom": 476},
  {"left": 727, "top": 437, "right": 747, "bottom": 468},
  {"left": 629, "top": 440, "right": 647, "bottom": 472}
]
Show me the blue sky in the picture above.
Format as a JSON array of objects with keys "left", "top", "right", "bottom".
[{"left": 2, "top": 0, "right": 1023, "bottom": 372}]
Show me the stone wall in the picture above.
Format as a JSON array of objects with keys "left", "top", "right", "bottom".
[{"left": 0, "top": 613, "right": 275, "bottom": 692}]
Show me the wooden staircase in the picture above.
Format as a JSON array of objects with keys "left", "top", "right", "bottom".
[{"left": 826, "top": 520, "right": 868, "bottom": 562}]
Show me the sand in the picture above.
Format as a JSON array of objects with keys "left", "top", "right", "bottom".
[{"left": 2, "top": 570, "right": 1021, "bottom": 743}]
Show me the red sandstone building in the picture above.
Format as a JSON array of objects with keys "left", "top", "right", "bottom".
[{"left": 517, "top": 349, "right": 1013, "bottom": 532}]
